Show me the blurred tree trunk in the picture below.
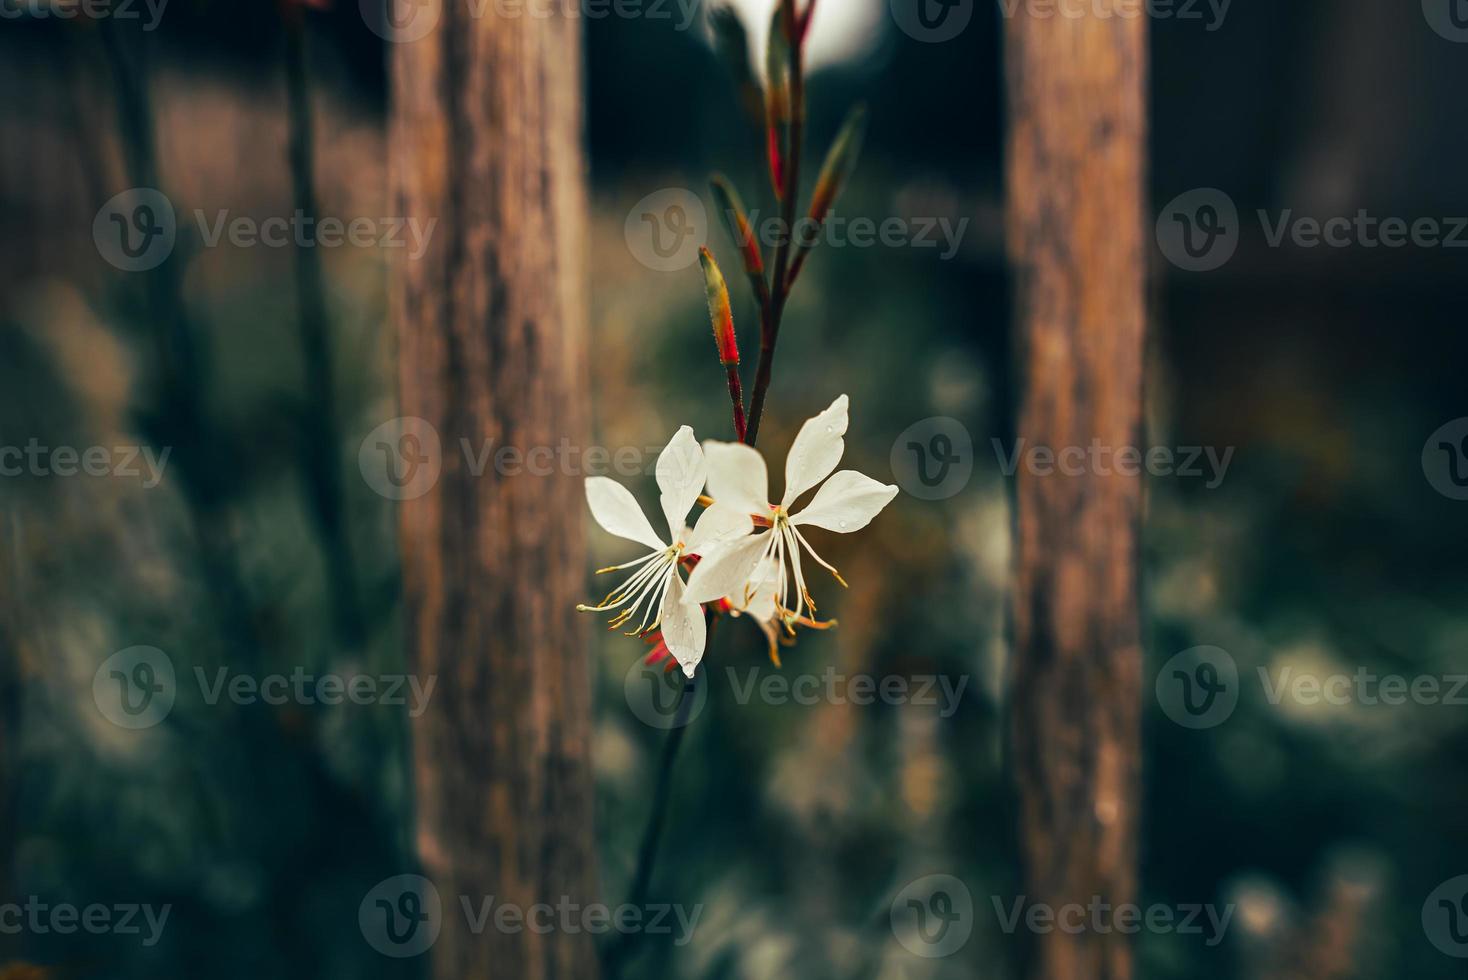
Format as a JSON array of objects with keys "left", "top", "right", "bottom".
[
  {"left": 1004, "top": 7, "right": 1147, "bottom": 980},
  {"left": 389, "top": 7, "right": 598, "bottom": 980}
]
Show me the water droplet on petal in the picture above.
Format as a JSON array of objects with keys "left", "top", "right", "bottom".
[{"left": 838, "top": 520, "right": 848, "bottom": 528}]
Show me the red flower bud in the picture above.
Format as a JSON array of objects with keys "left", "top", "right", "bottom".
[{"left": 699, "top": 247, "right": 739, "bottom": 366}]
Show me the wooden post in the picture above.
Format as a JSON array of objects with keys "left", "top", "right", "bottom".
[
  {"left": 389, "top": 5, "right": 598, "bottom": 978},
  {"left": 1004, "top": 5, "right": 1147, "bottom": 980}
]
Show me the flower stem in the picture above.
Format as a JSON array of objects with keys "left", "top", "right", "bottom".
[
  {"left": 745, "top": 4, "right": 804, "bottom": 448},
  {"left": 601, "top": 620, "right": 712, "bottom": 978},
  {"left": 725, "top": 364, "right": 748, "bottom": 441}
]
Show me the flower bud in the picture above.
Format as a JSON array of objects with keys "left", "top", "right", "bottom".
[{"left": 699, "top": 247, "right": 739, "bottom": 366}]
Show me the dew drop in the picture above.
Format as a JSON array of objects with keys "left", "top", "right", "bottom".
[{"left": 838, "top": 520, "right": 848, "bottom": 528}]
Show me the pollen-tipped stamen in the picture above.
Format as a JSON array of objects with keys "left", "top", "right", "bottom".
[
  {"left": 595, "top": 550, "right": 662, "bottom": 576},
  {"left": 791, "top": 524, "right": 847, "bottom": 587},
  {"left": 579, "top": 551, "right": 669, "bottom": 611}
]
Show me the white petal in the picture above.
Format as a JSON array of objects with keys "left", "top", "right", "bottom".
[
  {"left": 656, "top": 425, "right": 707, "bottom": 540},
  {"left": 741, "top": 558, "right": 781, "bottom": 621},
  {"left": 683, "top": 531, "right": 771, "bottom": 605},
  {"left": 782, "top": 394, "right": 849, "bottom": 507},
  {"left": 660, "top": 573, "right": 707, "bottom": 677},
  {"left": 585, "top": 477, "right": 665, "bottom": 550},
  {"left": 703, "top": 440, "right": 770, "bottom": 515},
  {"left": 790, "top": 469, "right": 898, "bottom": 533},
  {"left": 684, "top": 502, "right": 753, "bottom": 555}
]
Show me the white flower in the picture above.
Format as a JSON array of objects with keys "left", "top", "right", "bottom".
[
  {"left": 578, "top": 425, "right": 751, "bottom": 677},
  {"left": 684, "top": 394, "right": 898, "bottom": 627}
]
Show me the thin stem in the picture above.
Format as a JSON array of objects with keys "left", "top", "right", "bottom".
[
  {"left": 725, "top": 364, "right": 748, "bottom": 441},
  {"left": 745, "top": 2, "right": 804, "bottom": 448},
  {"left": 744, "top": 332, "right": 777, "bottom": 447},
  {"left": 602, "top": 618, "right": 713, "bottom": 978}
]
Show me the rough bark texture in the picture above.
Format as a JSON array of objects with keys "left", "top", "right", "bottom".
[
  {"left": 1004, "top": 6, "right": 1147, "bottom": 980},
  {"left": 389, "top": 8, "right": 597, "bottom": 980}
]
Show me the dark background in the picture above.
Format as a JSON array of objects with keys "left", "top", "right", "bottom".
[{"left": 1, "top": 0, "right": 1466, "bottom": 977}]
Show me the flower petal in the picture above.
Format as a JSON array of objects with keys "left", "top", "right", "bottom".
[
  {"left": 782, "top": 393, "right": 848, "bottom": 507},
  {"left": 703, "top": 440, "right": 770, "bottom": 515},
  {"left": 585, "top": 476, "right": 665, "bottom": 550},
  {"left": 790, "top": 469, "right": 898, "bottom": 532},
  {"left": 741, "top": 558, "right": 781, "bottom": 622},
  {"left": 685, "top": 502, "right": 753, "bottom": 556},
  {"left": 657, "top": 425, "right": 708, "bottom": 540},
  {"left": 660, "top": 572, "right": 707, "bottom": 677},
  {"left": 683, "top": 530, "right": 770, "bottom": 605}
]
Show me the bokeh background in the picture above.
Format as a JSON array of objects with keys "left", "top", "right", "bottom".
[{"left": 2, "top": 0, "right": 1467, "bottom": 977}]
